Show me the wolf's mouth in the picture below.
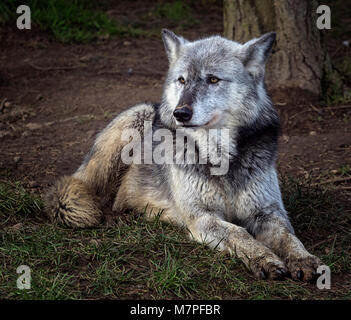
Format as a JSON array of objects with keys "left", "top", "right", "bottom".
[{"left": 178, "top": 113, "right": 220, "bottom": 128}]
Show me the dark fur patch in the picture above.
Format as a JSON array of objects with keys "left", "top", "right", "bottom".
[{"left": 235, "top": 116, "right": 280, "bottom": 165}]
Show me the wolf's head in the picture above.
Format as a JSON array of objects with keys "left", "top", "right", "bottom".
[{"left": 159, "top": 29, "right": 276, "bottom": 130}]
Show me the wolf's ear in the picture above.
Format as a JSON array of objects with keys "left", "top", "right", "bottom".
[
  {"left": 162, "top": 29, "right": 188, "bottom": 64},
  {"left": 240, "top": 32, "right": 276, "bottom": 78}
]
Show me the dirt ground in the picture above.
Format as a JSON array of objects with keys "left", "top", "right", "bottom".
[{"left": 0, "top": 0, "right": 350, "bottom": 298}]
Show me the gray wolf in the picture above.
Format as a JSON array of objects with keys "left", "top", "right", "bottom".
[{"left": 45, "top": 29, "right": 322, "bottom": 281}]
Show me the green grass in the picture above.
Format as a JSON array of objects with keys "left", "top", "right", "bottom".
[
  {"left": 321, "top": 0, "right": 351, "bottom": 106},
  {"left": 321, "top": 75, "right": 351, "bottom": 106},
  {"left": 154, "top": 1, "right": 194, "bottom": 23},
  {"left": 137, "top": 0, "right": 198, "bottom": 30},
  {"left": 281, "top": 177, "right": 351, "bottom": 276},
  {"left": 0, "top": 182, "right": 42, "bottom": 222},
  {"left": 0, "top": 0, "right": 152, "bottom": 43},
  {"left": 0, "top": 218, "right": 316, "bottom": 300},
  {"left": 0, "top": 178, "right": 350, "bottom": 299}
]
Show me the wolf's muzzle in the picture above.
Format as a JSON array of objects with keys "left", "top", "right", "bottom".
[{"left": 173, "top": 105, "right": 193, "bottom": 122}]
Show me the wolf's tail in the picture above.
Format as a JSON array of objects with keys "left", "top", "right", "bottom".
[
  {"left": 44, "top": 175, "right": 101, "bottom": 228},
  {"left": 44, "top": 103, "right": 156, "bottom": 228}
]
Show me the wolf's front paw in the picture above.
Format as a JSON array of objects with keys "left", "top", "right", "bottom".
[
  {"left": 250, "top": 255, "right": 289, "bottom": 280},
  {"left": 286, "top": 254, "right": 322, "bottom": 282}
]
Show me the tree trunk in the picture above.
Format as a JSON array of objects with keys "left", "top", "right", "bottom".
[{"left": 223, "top": 0, "right": 328, "bottom": 96}]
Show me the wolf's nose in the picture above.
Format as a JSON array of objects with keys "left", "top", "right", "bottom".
[{"left": 173, "top": 106, "right": 192, "bottom": 122}]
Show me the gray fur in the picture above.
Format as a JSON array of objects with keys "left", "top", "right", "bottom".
[{"left": 45, "top": 30, "right": 322, "bottom": 281}]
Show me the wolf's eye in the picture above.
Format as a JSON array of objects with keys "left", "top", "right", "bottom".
[
  {"left": 209, "top": 76, "right": 220, "bottom": 84},
  {"left": 178, "top": 77, "right": 185, "bottom": 85}
]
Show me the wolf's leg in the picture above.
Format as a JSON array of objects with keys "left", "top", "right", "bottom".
[
  {"left": 187, "top": 214, "right": 288, "bottom": 280},
  {"left": 44, "top": 103, "right": 156, "bottom": 228},
  {"left": 235, "top": 169, "right": 322, "bottom": 282},
  {"left": 251, "top": 210, "right": 322, "bottom": 282}
]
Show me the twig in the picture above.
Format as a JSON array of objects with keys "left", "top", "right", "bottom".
[
  {"left": 97, "top": 69, "right": 164, "bottom": 77},
  {"left": 326, "top": 105, "right": 351, "bottom": 111},
  {"left": 290, "top": 110, "right": 309, "bottom": 119},
  {"left": 332, "top": 186, "right": 351, "bottom": 190},
  {"left": 290, "top": 104, "right": 351, "bottom": 119},
  {"left": 29, "top": 62, "right": 85, "bottom": 71},
  {"left": 309, "top": 104, "right": 323, "bottom": 115},
  {"left": 311, "top": 238, "right": 333, "bottom": 249},
  {"left": 27, "top": 112, "right": 120, "bottom": 129},
  {"left": 311, "top": 176, "right": 351, "bottom": 186},
  {"left": 0, "top": 98, "right": 7, "bottom": 113}
]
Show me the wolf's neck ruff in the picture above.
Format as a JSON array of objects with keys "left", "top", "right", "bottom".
[{"left": 120, "top": 113, "right": 233, "bottom": 176}]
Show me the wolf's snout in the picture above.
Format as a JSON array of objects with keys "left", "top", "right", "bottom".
[{"left": 173, "top": 105, "right": 193, "bottom": 122}]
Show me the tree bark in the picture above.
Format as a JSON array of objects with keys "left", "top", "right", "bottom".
[{"left": 223, "top": 0, "right": 327, "bottom": 96}]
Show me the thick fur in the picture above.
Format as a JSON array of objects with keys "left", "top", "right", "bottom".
[
  {"left": 45, "top": 30, "right": 322, "bottom": 281},
  {"left": 45, "top": 176, "right": 101, "bottom": 227}
]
